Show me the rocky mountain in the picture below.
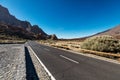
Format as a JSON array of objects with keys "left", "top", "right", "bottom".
[
  {"left": 0, "top": 5, "right": 57, "bottom": 40},
  {"left": 48, "top": 34, "right": 58, "bottom": 40},
  {"left": 0, "top": 24, "right": 36, "bottom": 39},
  {"left": 94, "top": 25, "right": 120, "bottom": 39}
]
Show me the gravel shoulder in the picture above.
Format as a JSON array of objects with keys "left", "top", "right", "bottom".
[
  {"left": 0, "top": 44, "right": 26, "bottom": 80},
  {"left": 26, "top": 45, "right": 51, "bottom": 80},
  {"left": 0, "top": 43, "right": 51, "bottom": 80}
]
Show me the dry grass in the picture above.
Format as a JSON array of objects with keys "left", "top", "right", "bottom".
[
  {"left": 38, "top": 40, "right": 82, "bottom": 49},
  {"left": 0, "top": 40, "right": 27, "bottom": 44},
  {"left": 79, "top": 49, "right": 120, "bottom": 59},
  {"left": 0, "top": 34, "right": 27, "bottom": 44},
  {"left": 38, "top": 40, "right": 120, "bottom": 60}
]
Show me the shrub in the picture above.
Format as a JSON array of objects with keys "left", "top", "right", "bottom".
[{"left": 81, "top": 35, "right": 120, "bottom": 53}]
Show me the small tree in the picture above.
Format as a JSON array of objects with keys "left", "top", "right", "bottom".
[{"left": 81, "top": 35, "right": 120, "bottom": 53}]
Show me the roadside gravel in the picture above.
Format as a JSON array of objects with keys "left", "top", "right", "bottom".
[
  {"left": 27, "top": 46, "right": 51, "bottom": 80},
  {"left": 0, "top": 44, "right": 26, "bottom": 80}
]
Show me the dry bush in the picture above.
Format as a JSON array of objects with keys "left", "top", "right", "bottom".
[{"left": 81, "top": 35, "right": 120, "bottom": 53}]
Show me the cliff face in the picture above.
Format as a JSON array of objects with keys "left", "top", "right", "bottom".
[
  {"left": 0, "top": 5, "right": 22, "bottom": 28},
  {"left": 0, "top": 5, "right": 57, "bottom": 40}
]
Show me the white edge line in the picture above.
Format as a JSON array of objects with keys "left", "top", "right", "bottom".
[
  {"left": 60, "top": 55, "right": 79, "bottom": 64},
  {"left": 28, "top": 46, "right": 56, "bottom": 80}
]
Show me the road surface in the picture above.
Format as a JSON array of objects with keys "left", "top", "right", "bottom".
[{"left": 28, "top": 41, "right": 120, "bottom": 80}]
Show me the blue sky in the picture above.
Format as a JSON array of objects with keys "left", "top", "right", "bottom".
[{"left": 0, "top": 0, "right": 120, "bottom": 39}]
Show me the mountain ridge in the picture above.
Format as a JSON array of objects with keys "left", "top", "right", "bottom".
[
  {"left": 61, "top": 25, "right": 120, "bottom": 41},
  {"left": 0, "top": 5, "right": 57, "bottom": 40},
  {"left": 93, "top": 24, "right": 120, "bottom": 39}
]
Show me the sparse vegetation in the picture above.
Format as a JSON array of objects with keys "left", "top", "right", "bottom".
[
  {"left": 0, "top": 34, "right": 27, "bottom": 44},
  {"left": 0, "top": 40, "right": 27, "bottom": 44},
  {"left": 81, "top": 35, "right": 120, "bottom": 53},
  {"left": 79, "top": 48, "right": 120, "bottom": 59},
  {"left": 38, "top": 38, "right": 120, "bottom": 60},
  {"left": 38, "top": 40, "right": 82, "bottom": 50}
]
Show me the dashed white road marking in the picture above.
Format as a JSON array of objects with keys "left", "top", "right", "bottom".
[
  {"left": 44, "top": 48, "right": 50, "bottom": 51},
  {"left": 60, "top": 55, "right": 79, "bottom": 64}
]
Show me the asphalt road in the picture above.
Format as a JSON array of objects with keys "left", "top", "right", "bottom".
[{"left": 28, "top": 41, "right": 120, "bottom": 80}]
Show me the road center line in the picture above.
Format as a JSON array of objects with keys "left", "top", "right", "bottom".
[
  {"left": 44, "top": 48, "right": 50, "bottom": 51},
  {"left": 60, "top": 55, "right": 79, "bottom": 64}
]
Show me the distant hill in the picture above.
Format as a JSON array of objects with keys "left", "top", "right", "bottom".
[
  {"left": 93, "top": 25, "right": 120, "bottom": 39},
  {"left": 62, "top": 25, "right": 120, "bottom": 41},
  {"left": 0, "top": 5, "right": 57, "bottom": 40}
]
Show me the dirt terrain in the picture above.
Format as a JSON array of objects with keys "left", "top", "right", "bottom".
[{"left": 0, "top": 44, "right": 26, "bottom": 80}]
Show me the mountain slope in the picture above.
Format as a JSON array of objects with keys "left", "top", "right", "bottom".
[
  {"left": 0, "top": 24, "right": 35, "bottom": 39},
  {"left": 0, "top": 5, "right": 57, "bottom": 40},
  {"left": 94, "top": 25, "right": 120, "bottom": 39},
  {"left": 65, "top": 25, "right": 120, "bottom": 41}
]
